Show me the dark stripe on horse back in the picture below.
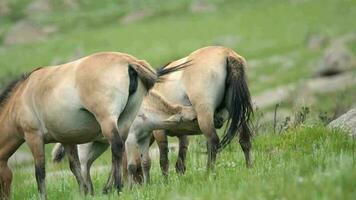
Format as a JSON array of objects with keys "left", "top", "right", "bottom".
[{"left": 128, "top": 64, "right": 138, "bottom": 96}]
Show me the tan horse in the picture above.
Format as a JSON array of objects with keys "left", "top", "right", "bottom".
[
  {"left": 124, "top": 46, "right": 253, "bottom": 185},
  {"left": 0, "top": 52, "right": 189, "bottom": 200},
  {"left": 52, "top": 46, "right": 253, "bottom": 190}
]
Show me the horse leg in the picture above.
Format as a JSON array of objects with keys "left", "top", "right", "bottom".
[
  {"left": 138, "top": 136, "right": 151, "bottom": 184},
  {"left": 102, "top": 164, "right": 117, "bottom": 195},
  {"left": 76, "top": 142, "right": 109, "bottom": 195},
  {"left": 63, "top": 144, "right": 88, "bottom": 195},
  {"left": 0, "top": 136, "right": 24, "bottom": 200},
  {"left": 239, "top": 124, "right": 252, "bottom": 168},
  {"left": 125, "top": 131, "right": 152, "bottom": 186},
  {"left": 196, "top": 107, "right": 219, "bottom": 170},
  {"left": 176, "top": 135, "right": 189, "bottom": 174},
  {"left": 154, "top": 130, "right": 169, "bottom": 178},
  {"left": 24, "top": 131, "right": 47, "bottom": 200},
  {"left": 98, "top": 117, "right": 124, "bottom": 194}
]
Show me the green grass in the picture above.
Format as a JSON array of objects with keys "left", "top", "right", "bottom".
[
  {"left": 10, "top": 126, "right": 356, "bottom": 199},
  {"left": 1, "top": 0, "right": 356, "bottom": 94},
  {"left": 1, "top": 0, "right": 356, "bottom": 199}
]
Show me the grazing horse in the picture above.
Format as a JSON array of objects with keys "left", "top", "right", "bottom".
[
  {"left": 0, "top": 52, "right": 189, "bottom": 200},
  {"left": 125, "top": 46, "right": 253, "bottom": 185},
  {"left": 52, "top": 46, "right": 253, "bottom": 190}
]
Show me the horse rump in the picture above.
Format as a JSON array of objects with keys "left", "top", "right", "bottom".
[{"left": 218, "top": 55, "right": 253, "bottom": 150}]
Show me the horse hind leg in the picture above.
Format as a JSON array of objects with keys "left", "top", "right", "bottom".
[
  {"left": 98, "top": 116, "right": 125, "bottom": 194},
  {"left": 176, "top": 135, "right": 189, "bottom": 174},
  {"left": 239, "top": 124, "right": 252, "bottom": 168},
  {"left": 0, "top": 136, "right": 24, "bottom": 200},
  {"left": 195, "top": 106, "right": 219, "bottom": 170}
]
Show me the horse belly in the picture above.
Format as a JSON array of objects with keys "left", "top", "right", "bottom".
[
  {"left": 44, "top": 109, "right": 101, "bottom": 144},
  {"left": 41, "top": 86, "right": 102, "bottom": 144}
]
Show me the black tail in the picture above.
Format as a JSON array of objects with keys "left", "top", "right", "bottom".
[
  {"left": 218, "top": 55, "right": 253, "bottom": 151},
  {"left": 156, "top": 60, "right": 193, "bottom": 78},
  {"left": 51, "top": 143, "right": 66, "bottom": 163}
]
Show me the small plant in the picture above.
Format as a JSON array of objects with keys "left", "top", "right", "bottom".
[
  {"left": 251, "top": 106, "right": 264, "bottom": 136},
  {"left": 293, "top": 106, "right": 310, "bottom": 127},
  {"left": 273, "top": 103, "right": 280, "bottom": 134},
  {"left": 318, "top": 111, "right": 333, "bottom": 125},
  {"left": 278, "top": 116, "right": 291, "bottom": 134}
]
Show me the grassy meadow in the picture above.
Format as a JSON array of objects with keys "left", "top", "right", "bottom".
[{"left": 0, "top": 0, "right": 355, "bottom": 199}]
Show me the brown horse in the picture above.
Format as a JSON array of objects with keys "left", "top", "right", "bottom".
[{"left": 0, "top": 52, "right": 189, "bottom": 200}]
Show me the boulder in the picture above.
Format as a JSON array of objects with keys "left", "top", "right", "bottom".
[
  {"left": 120, "top": 10, "right": 153, "bottom": 24},
  {"left": 314, "top": 43, "right": 353, "bottom": 77},
  {"left": 190, "top": 0, "right": 216, "bottom": 13},
  {"left": 328, "top": 108, "right": 356, "bottom": 136},
  {"left": 306, "top": 34, "right": 328, "bottom": 50},
  {"left": 25, "top": 0, "right": 52, "bottom": 16},
  {"left": 306, "top": 73, "right": 356, "bottom": 94},
  {"left": 3, "top": 20, "right": 48, "bottom": 46},
  {"left": 0, "top": 1, "right": 10, "bottom": 16},
  {"left": 63, "top": 0, "right": 80, "bottom": 9},
  {"left": 253, "top": 84, "right": 296, "bottom": 109}
]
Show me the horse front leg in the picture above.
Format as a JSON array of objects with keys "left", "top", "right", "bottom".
[
  {"left": 0, "top": 135, "right": 24, "bottom": 200},
  {"left": 24, "top": 131, "right": 47, "bottom": 200},
  {"left": 63, "top": 144, "right": 88, "bottom": 195},
  {"left": 176, "top": 135, "right": 189, "bottom": 174},
  {"left": 125, "top": 131, "right": 152, "bottom": 186},
  {"left": 77, "top": 142, "right": 109, "bottom": 195},
  {"left": 138, "top": 135, "right": 152, "bottom": 184},
  {"left": 153, "top": 130, "right": 169, "bottom": 178},
  {"left": 76, "top": 142, "right": 110, "bottom": 195}
]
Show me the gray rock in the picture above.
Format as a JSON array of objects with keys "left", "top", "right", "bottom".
[
  {"left": 25, "top": 0, "right": 52, "bottom": 16},
  {"left": 253, "top": 84, "right": 296, "bottom": 109},
  {"left": 306, "top": 34, "right": 329, "bottom": 50},
  {"left": 253, "top": 73, "right": 355, "bottom": 109},
  {"left": 314, "top": 43, "right": 353, "bottom": 77},
  {"left": 0, "top": 1, "right": 10, "bottom": 16},
  {"left": 306, "top": 73, "right": 356, "bottom": 94},
  {"left": 190, "top": 0, "right": 216, "bottom": 13},
  {"left": 328, "top": 108, "right": 356, "bottom": 136},
  {"left": 120, "top": 10, "right": 153, "bottom": 24},
  {"left": 293, "top": 86, "right": 316, "bottom": 107},
  {"left": 63, "top": 0, "right": 80, "bottom": 9},
  {"left": 3, "top": 20, "right": 48, "bottom": 46}
]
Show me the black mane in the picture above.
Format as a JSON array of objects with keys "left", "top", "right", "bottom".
[{"left": 0, "top": 74, "right": 29, "bottom": 108}]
